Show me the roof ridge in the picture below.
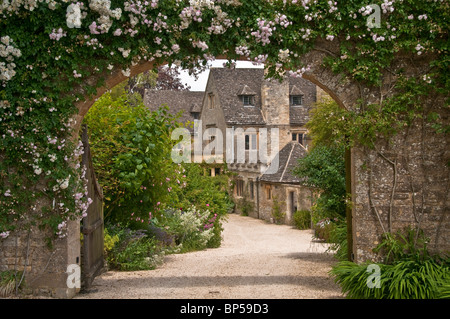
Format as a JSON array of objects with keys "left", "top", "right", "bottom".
[{"left": 279, "top": 142, "right": 296, "bottom": 183}]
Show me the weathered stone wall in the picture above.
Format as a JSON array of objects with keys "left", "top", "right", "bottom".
[
  {"left": 0, "top": 220, "right": 80, "bottom": 298},
  {"left": 352, "top": 106, "right": 450, "bottom": 261},
  {"left": 257, "top": 182, "right": 312, "bottom": 224},
  {"left": 300, "top": 41, "right": 449, "bottom": 262}
]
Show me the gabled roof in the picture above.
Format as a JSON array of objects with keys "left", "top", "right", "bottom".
[
  {"left": 259, "top": 141, "right": 308, "bottom": 184},
  {"left": 288, "top": 77, "right": 316, "bottom": 125},
  {"left": 208, "top": 68, "right": 316, "bottom": 126},
  {"left": 209, "top": 68, "right": 266, "bottom": 125},
  {"left": 290, "top": 85, "right": 305, "bottom": 96},
  {"left": 236, "top": 84, "right": 257, "bottom": 96},
  {"left": 144, "top": 90, "right": 204, "bottom": 132}
]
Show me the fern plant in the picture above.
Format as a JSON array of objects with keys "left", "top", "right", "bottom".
[
  {"left": 330, "top": 227, "right": 450, "bottom": 299},
  {"left": 330, "top": 259, "right": 449, "bottom": 299}
]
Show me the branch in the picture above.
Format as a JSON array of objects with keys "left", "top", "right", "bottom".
[
  {"left": 373, "top": 144, "right": 397, "bottom": 234},
  {"left": 367, "top": 151, "right": 388, "bottom": 234}
]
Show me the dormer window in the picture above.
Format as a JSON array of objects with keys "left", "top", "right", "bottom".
[
  {"left": 290, "top": 95, "right": 303, "bottom": 106},
  {"left": 237, "top": 84, "right": 257, "bottom": 107},
  {"left": 290, "top": 85, "right": 305, "bottom": 106},
  {"left": 240, "top": 95, "right": 255, "bottom": 106}
]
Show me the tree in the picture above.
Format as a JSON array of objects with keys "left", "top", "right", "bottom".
[
  {"left": 112, "top": 65, "right": 190, "bottom": 104},
  {"left": 83, "top": 91, "right": 183, "bottom": 224},
  {"left": 293, "top": 144, "right": 346, "bottom": 222}
]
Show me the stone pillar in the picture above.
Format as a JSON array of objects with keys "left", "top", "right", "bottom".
[
  {"left": 0, "top": 220, "right": 81, "bottom": 298},
  {"left": 352, "top": 99, "right": 450, "bottom": 262}
]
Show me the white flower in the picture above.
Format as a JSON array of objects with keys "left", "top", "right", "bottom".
[
  {"left": 121, "top": 68, "right": 131, "bottom": 77},
  {"left": 66, "top": 3, "right": 82, "bottom": 28}
]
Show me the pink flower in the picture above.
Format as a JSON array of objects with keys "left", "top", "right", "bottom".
[
  {"left": 89, "top": 22, "right": 100, "bottom": 35},
  {"left": 206, "top": 204, "right": 209, "bottom": 207},
  {"left": 157, "top": 202, "right": 160, "bottom": 205}
]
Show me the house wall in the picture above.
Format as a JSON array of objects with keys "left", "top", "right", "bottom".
[
  {"left": 199, "top": 75, "right": 228, "bottom": 163},
  {"left": 257, "top": 182, "right": 313, "bottom": 225}
]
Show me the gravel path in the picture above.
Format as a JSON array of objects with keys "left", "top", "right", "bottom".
[{"left": 76, "top": 213, "right": 343, "bottom": 299}]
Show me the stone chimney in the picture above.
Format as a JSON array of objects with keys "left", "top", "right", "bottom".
[{"left": 261, "top": 76, "right": 290, "bottom": 126}]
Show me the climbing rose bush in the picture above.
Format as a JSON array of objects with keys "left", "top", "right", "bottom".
[{"left": 0, "top": 0, "right": 448, "bottom": 240}]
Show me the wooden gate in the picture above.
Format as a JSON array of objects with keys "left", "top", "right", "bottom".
[{"left": 81, "top": 124, "right": 105, "bottom": 289}]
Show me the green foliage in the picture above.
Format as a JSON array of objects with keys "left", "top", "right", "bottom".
[
  {"left": 271, "top": 196, "right": 286, "bottom": 224},
  {"left": 104, "top": 204, "right": 224, "bottom": 270},
  {"left": 0, "top": 270, "right": 21, "bottom": 297},
  {"left": 330, "top": 259, "right": 450, "bottom": 299},
  {"left": 238, "top": 196, "right": 254, "bottom": 217},
  {"left": 153, "top": 207, "right": 217, "bottom": 253},
  {"left": 104, "top": 225, "right": 173, "bottom": 271},
  {"left": 83, "top": 90, "right": 182, "bottom": 224},
  {"left": 167, "top": 163, "right": 233, "bottom": 248},
  {"left": 103, "top": 228, "right": 119, "bottom": 255},
  {"left": 373, "top": 227, "right": 440, "bottom": 265},
  {"left": 327, "top": 221, "right": 348, "bottom": 261},
  {"left": 330, "top": 227, "right": 450, "bottom": 299},
  {"left": 313, "top": 217, "right": 338, "bottom": 242},
  {"left": 292, "top": 210, "right": 311, "bottom": 230},
  {"left": 293, "top": 144, "right": 346, "bottom": 221}
]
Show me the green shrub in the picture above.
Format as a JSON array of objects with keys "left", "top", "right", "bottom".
[
  {"left": 153, "top": 207, "right": 217, "bottom": 253},
  {"left": 104, "top": 228, "right": 119, "bottom": 255},
  {"left": 83, "top": 91, "right": 182, "bottom": 225},
  {"left": 293, "top": 210, "right": 311, "bottom": 230},
  {"left": 330, "top": 227, "right": 450, "bottom": 299},
  {"left": 0, "top": 271, "right": 21, "bottom": 297},
  {"left": 105, "top": 225, "right": 175, "bottom": 271},
  {"left": 327, "top": 222, "right": 348, "bottom": 261},
  {"left": 271, "top": 196, "right": 286, "bottom": 224},
  {"left": 313, "top": 217, "right": 336, "bottom": 242},
  {"left": 239, "top": 197, "right": 254, "bottom": 217},
  {"left": 330, "top": 259, "right": 450, "bottom": 299}
]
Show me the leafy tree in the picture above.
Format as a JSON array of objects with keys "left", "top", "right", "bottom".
[
  {"left": 83, "top": 91, "right": 183, "bottom": 224},
  {"left": 112, "top": 65, "right": 190, "bottom": 104},
  {"left": 293, "top": 98, "right": 348, "bottom": 222},
  {"left": 293, "top": 144, "right": 346, "bottom": 221}
]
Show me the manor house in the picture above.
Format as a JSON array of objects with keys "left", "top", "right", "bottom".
[{"left": 145, "top": 67, "right": 321, "bottom": 225}]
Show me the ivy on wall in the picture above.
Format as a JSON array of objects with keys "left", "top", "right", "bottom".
[{"left": 0, "top": 0, "right": 448, "bottom": 241}]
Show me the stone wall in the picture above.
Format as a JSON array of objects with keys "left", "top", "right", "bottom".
[
  {"left": 257, "top": 182, "right": 313, "bottom": 225},
  {"left": 352, "top": 108, "right": 450, "bottom": 261},
  {"left": 0, "top": 220, "right": 80, "bottom": 298}
]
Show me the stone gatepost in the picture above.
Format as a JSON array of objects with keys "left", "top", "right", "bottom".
[{"left": 0, "top": 220, "right": 80, "bottom": 298}]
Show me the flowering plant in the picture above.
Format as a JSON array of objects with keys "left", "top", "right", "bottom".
[{"left": 0, "top": 0, "right": 448, "bottom": 242}]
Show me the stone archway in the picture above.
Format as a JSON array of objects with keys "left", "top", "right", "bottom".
[
  {"left": 1, "top": 2, "right": 448, "bottom": 299},
  {"left": 73, "top": 42, "right": 449, "bottom": 267}
]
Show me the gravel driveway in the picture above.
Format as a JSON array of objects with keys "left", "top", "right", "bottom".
[{"left": 75, "top": 213, "right": 343, "bottom": 299}]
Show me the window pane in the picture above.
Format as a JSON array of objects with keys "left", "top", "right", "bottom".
[{"left": 291, "top": 95, "right": 303, "bottom": 106}]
